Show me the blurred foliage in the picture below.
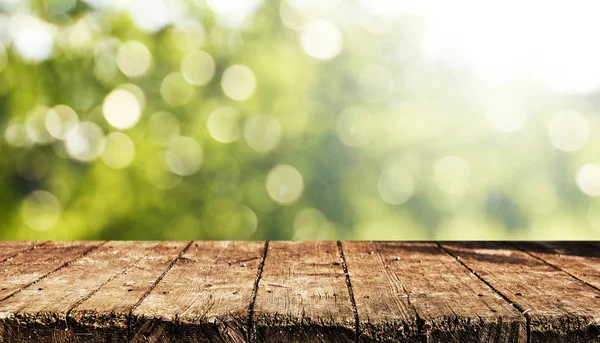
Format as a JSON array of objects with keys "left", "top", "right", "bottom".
[{"left": 1, "top": 0, "right": 600, "bottom": 240}]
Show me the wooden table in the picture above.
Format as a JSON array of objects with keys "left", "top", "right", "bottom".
[{"left": 0, "top": 241, "right": 599, "bottom": 342}]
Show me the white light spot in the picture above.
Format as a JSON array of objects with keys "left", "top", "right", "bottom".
[
  {"left": 127, "top": 0, "right": 185, "bottom": 33},
  {"left": 147, "top": 111, "right": 180, "bottom": 147},
  {"left": 292, "top": 207, "right": 327, "bottom": 240},
  {"left": 102, "top": 89, "right": 142, "bottom": 130},
  {"left": 577, "top": 164, "right": 600, "bottom": 197},
  {"left": 4, "top": 120, "right": 31, "bottom": 148},
  {"left": 335, "top": 107, "right": 373, "bottom": 147},
  {"left": 181, "top": 50, "right": 215, "bottom": 86},
  {"left": 21, "top": 190, "right": 61, "bottom": 231},
  {"left": 266, "top": 164, "right": 304, "bottom": 205},
  {"left": 221, "top": 64, "right": 256, "bottom": 101},
  {"left": 170, "top": 19, "right": 206, "bottom": 52},
  {"left": 45, "top": 105, "right": 79, "bottom": 140},
  {"left": 244, "top": 115, "right": 281, "bottom": 153},
  {"left": 116, "top": 40, "right": 152, "bottom": 78},
  {"left": 359, "top": 0, "right": 421, "bottom": 18},
  {"left": 484, "top": 92, "right": 528, "bottom": 133},
  {"left": 434, "top": 156, "right": 471, "bottom": 195},
  {"left": 207, "top": 107, "right": 240, "bottom": 143},
  {"left": 548, "top": 110, "right": 589, "bottom": 152},
  {"left": 420, "top": 2, "right": 600, "bottom": 94},
  {"left": 205, "top": 0, "right": 264, "bottom": 28},
  {"left": 161, "top": 72, "right": 193, "bottom": 106},
  {"left": 25, "top": 106, "right": 54, "bottom": 144},
  {"left": 165, "top": 136, "right": 203, "bottom": 176},
  {"left": 300, "top": 19, "right": 342, "bottom": 60},
  {"left": 94, "top": 38, "right": 120, "bottom": 83},
  {"left": 65, "top": 121, "right": 105, "bottom": 162},
  {"left": 286, "top": 0, "right": 341, "bottom": 17},
  {"left": 9, "top": 15, "right": 55, "bottom": 62},
  {"left": 101, "top": 132, "right": 135, "bottom": 169},
  {"left": 238, "top": 205, "right": 258, "bottom": 235},
  {"left": 279, "top": 0, "right": 306, "bottom": 31},
  {"left": 378, "top": 165, "right": 414, "bottom": 205}
]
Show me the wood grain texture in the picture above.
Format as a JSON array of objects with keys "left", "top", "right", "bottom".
[
  {"left": 441, "top": 242, "right": 600, "bottom": 343},
  {"left": 68, "top": 241, "right": 190, "bottom": 342},
  {"left": 130, "top": 241, "right": 265, "bottom": 343},
  {"left": 252, "top": 241, "right": 355, "bottom": 343},
  {"left": 343, "top": 242, "right": 526, "bottom": 343},
  {"left": 340, "top": 241, "right": 419, "bottom": 343},
  {"left": 0, "top": 241, "right": 101, "bottom": 302},
  {"left": 513, "top": 242, "right": 600, "bottom": 291},
  {"left": 0, "top": 241, "right": 44, "bottom": 262},
  {"left": 0, "top": 241, "right": 164, "bottom": 343}
]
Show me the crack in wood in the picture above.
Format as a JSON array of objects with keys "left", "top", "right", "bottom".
[
  {"left": 0, "top": 241, "right": 47, "bottom": 264},
  {"left": 508, "top": 242, "right": 600, "bottom": 295},
  {"left": 437, "top": 242, "right": 531, "bottom": 343},
  {"left": 121, "top": 241, "right": 193, "bottom": 341},
  {"left": 337, "top": 241, "right": 360, "bottom": 343},
  {"left": 0, "top": 241, "right": 107, "bottom": 304},
  {"left": 247, "top": 241, "right": 269, "bottom": 343}
]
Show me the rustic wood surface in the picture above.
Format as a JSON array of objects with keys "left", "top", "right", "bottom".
[{"left": 0, "top": 241, "right": 599, "bottom": 343}]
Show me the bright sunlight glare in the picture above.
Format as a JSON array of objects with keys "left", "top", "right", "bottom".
[{"left": 418, "top": 1, "right": 600, "bottom": 94}]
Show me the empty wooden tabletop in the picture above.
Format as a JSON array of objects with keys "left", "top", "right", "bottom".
[{"left": 0, "top": 241, "right": 599, "bottom": 342}]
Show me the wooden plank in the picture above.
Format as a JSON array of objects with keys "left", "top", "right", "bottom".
[
  {"left": 0, "top": 241, "right": 102, "bottom": 301},
  {"left": 130, "top": 241, "right": 265, "bottom": 343},
  {"left": 0, "top": 241, "right": 168, "bottom": 342},
  {"left": 441, "top": 242, "right": 600, "bottom": 343},
  {"left": 342, "top": 242, "right": 526, "bottom": 343},
  {"left": 340, "top": 242, "right": 419, "bottom": 343},
  {"left": 0, "top": 241, "right": 44, "bottom": 262},
  {"left": 513, "top": 242, "right": 600, "bottom": 290},
  {"left": 252, "top": 241, "right": 355, "bottom": 343},
  {"left": 67, "top": 241, "right": 190, "bottom": 342}
]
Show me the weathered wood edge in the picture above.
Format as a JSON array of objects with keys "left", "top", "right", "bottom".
[
  {"left": 439, "top": 242, "right": 600, "bottom": 343},
  {"left": 2, "top": 241, "right": 600, "bottom": 342}
]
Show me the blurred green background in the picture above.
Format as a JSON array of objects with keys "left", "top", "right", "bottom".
[{"left": 1, "top": 0, "right": 600, "bottom": 240}]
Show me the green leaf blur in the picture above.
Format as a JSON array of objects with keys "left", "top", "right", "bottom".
[{"left": 1, "top": 0, "right": 600, "bottom": 240}]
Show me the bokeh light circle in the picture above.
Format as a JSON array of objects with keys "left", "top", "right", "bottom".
[
  {"left": 576, "top": 164, "right": 600, "bottom": 197},
  {"left": 207, "top": 107, "right": 240, "bottom": 143},
  {"left": 244, "top": 115, "right": 281, "bottom": 153},
  {"left": 165, "top": 136, "right": 203, "bottom": 176},
  {"left": 65, "top": 121, "right": 105, "bottom": 162},
  {"left": 101, "top": 132, "right": 135, "bottom": 169},
  {"left": 434, "top": 156, "right": 471, "bottom": 195},
  {"left": 548, "top": 110, "right": 589, "bottom": 152},
  {"left": 161, "top": 72, "right": 193, "bottom": 106},
  {"left": 221, "top": 64, "right": 257, "bottom": 101},
  {"left": 45, "top": 105, "right": 79, "bottom": 140},
  {"left": 266, "top": 164, "right": 304, "bottom": 205},
  {"left": 116, "top": 40, "right": 152, "bottom": 78},
  {"left": 147, "top": 111, "right": 180, "bottom": 147},
  {"left": 335, "top": 107, "right": 373, "bottom": 147},
  {"left": 378, "top": 165, "right": 414, "bottom": 205},
  {"left": 181, "top": 50, "right": 215, "bottom": 86},
  {"left": 300, "top": 19, "right": 342, "bottom": 60},
  {"left": 102, "top": 89, "right": 142, "bottom": 130},
  {"left": 21, "top": 190, "right": 61, "bottom": 231}
]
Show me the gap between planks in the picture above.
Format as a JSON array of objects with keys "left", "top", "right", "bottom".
[
  {"left": 0, "top": 242, "right": 107, "bottom": 304},
  {"left": 125, "top": 240, "right": 195, "bottom": 341},
  {"left": 436, "top": 242, "right": 532, "bottom": 343},
  {"left": 507, "top": 242, "right": 600, "bottom": 295},
  {"left": 5, "top": 242, "right": 598, "bottom": 343}
]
